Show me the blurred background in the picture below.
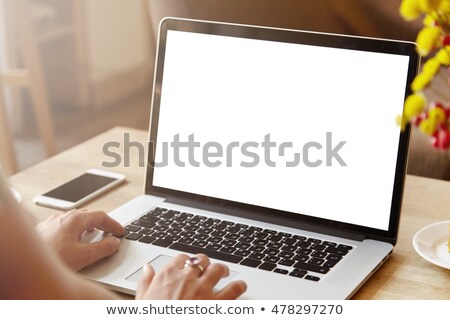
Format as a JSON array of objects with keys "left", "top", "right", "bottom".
[{"left": 0, "top": 0, "right": 449, "bottom": 179}]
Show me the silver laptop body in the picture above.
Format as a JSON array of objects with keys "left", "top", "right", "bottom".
[{"left": 81, "top": 18, "right": 418, "bottom": 299}]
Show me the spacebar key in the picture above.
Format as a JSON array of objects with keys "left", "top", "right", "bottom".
[{"left": 170, "top": 242, "right": 243, "bottom": 264}]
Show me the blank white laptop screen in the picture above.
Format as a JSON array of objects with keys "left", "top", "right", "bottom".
[{"left": 152, "top": 30, "right": 410, "bottom": 231}]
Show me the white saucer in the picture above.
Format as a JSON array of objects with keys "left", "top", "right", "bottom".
[
  {"left": 10, "top": 187, "right": 22, "bottom": 204},
  {"left": 413, "top": 220, "right": 450, "bottom": 270}
]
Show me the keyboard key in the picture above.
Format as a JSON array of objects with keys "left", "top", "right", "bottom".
[
  {"left": 254, "top": 232, "right": 269, "bottom": 239},
  {"left": 282, "top": 245, "right": 297, "bottom": 252},
  {"left": 165, "top": 235, "right": 181, "bottom": 242},
  {"left": 297, "top": 241, "right": 312, "bottom": 248},
  {"left": 240, "top": 258, "right": 261, "bottom": 268},
  {"left": 235, "top": 242, "right": 252, "bottom": 250},
  {"left": 308, "top": 238, "right": 322, "bottom": 243},
  {"left": 214, "top": 224, "right": 228, "bottom": 231},
  {"left": 273, "top": 268, "right": 289, "bottom": 275},
  {"left": 138, "top": 236, "right": 156, "bottom": 244},
  {"left": 221, "top": 239, "right": 237, "bottom": 247},
  {"left": 278, "top": 251, "right": 294, "bottom": 259},
  {"left": 311, "top": 251, "right": 327, "bottom": 259},
  {"left": 325, "top": 247, "right": 348, "bottom": 256},
  {"left": 235, "top": 249, "right": 251, "bottom": 257},
  {"left": 267, "top": 235, "right": 283, "bottom": 242},
  {"left": 323, "top": 241, "right": 337, "bottom": 247},
  {"left": 171, "top": 222, "right": 186, "bottom": 229},
  {"left": 131, "top": 220, "right": 156, "bottom": 229},
  {"left": 297, "top": 248, "right": 312, "bottom": 255},
  {"left": 249, "top": 226, "right": 262, "bottom": 232},
  {"left": 206, "top": 243, "right": 222, "bottom": 251},
  {"left": 281, "top": 238, "right": 297, "bottom": 245},
  {"left": 126, "top": 233, "right": 143, "bottom": 241},
  {"left": 258, "top": 262, "right": 276, "bottom": 271},
  {"left": 153, "top": 225, "right": 169, "bottom": 232},
  {"left": 207, "top": 236, "right": 223, "bottom": 244},
  {"left": 211, "top": 230, "right": 227, "bottom": 237},
  {"left": 293, "top": 254, "right": 309, "bottom": 262},
  {"left": 309, "top": 258, "right": 324, "bottom": 265},
  {"left": 198, "top": 227, "right": 213, "bottom": 234},
  {"left": 293, "top": 235, "right": 307, "bottom": 241},
  {"left": 249, "top": 252, "right": 265, "bottom": 260},
  {"left": 192, "top": 240, "right": 208, "bottom": 247},
  {"left": 253, "top": 239, "right": 269, "bottom": 246},
  {"left": 235, "top": 223, "right": 248, "bottom": 229},
  {"left": 220, "top": 246, "right": 236, "bottom": 254},
  {"left": 221, "top": 221, "right": 234, "bottom": 226},
  {"left": 289, "top": 269, "right": 307, "bottom": 278},
  {"left": 263, "top": 248, "right": 279, "bottom": 256},
  {"left": 138, "top": 228, "right": 154, "bottom": 235},
  {"left": 239, "top": 229, "right": 254, "bottom": 237},
  {"left": 293, "top": 262, "right": 330, "bottom": 274},
  {"left": 160, "top": 212, "right": 175, "bottom": 219},
  {"left": 264, "top": 255, "right": 280, "bottom": 263},
  {"left": 240, "top": 236, "right": 254, "bottom": 243},
  {"left": 170, "top": 242, "right": 243, "bottom": 264},
  {"left": 125, "top": 225, "right": 141, "bottom": 232},
  {"left": 267, "top": 242, "right": 284, "bottom": 250},
  {"left": 327, "top": 253, "right": 342, "bottom": 261},
  {"left": 194, "top": 234, "right": 208, "bottom": 241},
  {"left": 139, "top": 215, "right": 160, "bottom": 224},
  {"left": 152, "top": 231, "right": 167, "bottom": 238},
  {"left": 249, "top": 245, "right": 265, "bottom": 253},
  {"left": 152, "top": 239, "right": 173, "bottom": 248},
  {"left": 224, "top": 233, "right": 241, "bottom": 241},
  {"left": 338, "top": 244, "right": 353, "bottom": 251},
  {"left": 179, "top": 237, "right": 194, "bottom": 245},
  {"left": 184, "top": 225, "right": 200, "bottom": 232},
  {"left": 265, "top": 229, "right": 277, "bottom": 235},
  {"left": 305, "top": 275, "right": 320, "bottom": 282},
  {"left": 200, "top": 220, "right": 215, "bottom": 228},
  {"left": 180, "top": 231, "right": 195, "bottom": 238},
  {"left": 278, "top": 232, "right": 291, "bottom": 237},
  {"left": 226, "top": 226, "right": 241, "bottom": 233},
  {"left": 157, "top": 220, "right": 172, "bottom": 226},
  {"left": 279, "top": 259, "right": 295, "bottom": 266},
  {"left": 167, "top": 228, "right": 182, "bottom": 235},
  {"left": 311, "top": 244, "right": 326, "bottom": 251}
]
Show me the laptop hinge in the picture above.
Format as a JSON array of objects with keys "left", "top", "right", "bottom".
[{"left": 164, "top": 196, "right": 366, "bottom": 242}]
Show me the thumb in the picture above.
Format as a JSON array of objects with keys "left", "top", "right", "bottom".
[{"left": 77, "top": 236, "right": 121, "bottom": 270}]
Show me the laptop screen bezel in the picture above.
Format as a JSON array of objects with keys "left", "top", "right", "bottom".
[{"left": 145, "top": 18, "right": 418, "bottom": 244}]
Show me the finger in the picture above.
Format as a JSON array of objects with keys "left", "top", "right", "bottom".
[
  {"left": 200, "top": 263, "right": 229, "bottom": 289},
  {"left": 75, "top": 210, "right": 125, "bottom": 236},
  {"left": 215, "top": 280, "right": 247, "bottom": 300},
  {"left": 76, "top": 236, "right": 121, "bottom": 271},
  {"left": 136, "top": 264, "right": 155, "bottom": 300},
  {"left": 170, "top": 253, "right": 191, "bottom": 269},
  {"left": 183, "top": 254, "right": 210, "bottom": 277}
]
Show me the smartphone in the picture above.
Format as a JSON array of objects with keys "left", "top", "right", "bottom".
[{"left": 33, "top": 169, "right": 126, "bottom": 210}]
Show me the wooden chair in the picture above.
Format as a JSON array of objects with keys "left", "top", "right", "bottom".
[{"left": 0, "top": 0, "right": 56, "bottom": 175}]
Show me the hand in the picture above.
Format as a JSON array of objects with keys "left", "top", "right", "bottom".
[
  {"left": 36, "top": 209, "right": 125, "bottom": 271},
  {"left": 136, "top": 254, "right": 247, "bottom": 300}
]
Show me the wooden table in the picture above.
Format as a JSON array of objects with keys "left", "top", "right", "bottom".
[{"left": 8, "top": 127, "right": 450, "bottom": 299}]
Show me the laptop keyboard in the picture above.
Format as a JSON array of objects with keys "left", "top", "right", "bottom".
[{"left": 123, "top": 207, "right": 353, "bottom": 282}]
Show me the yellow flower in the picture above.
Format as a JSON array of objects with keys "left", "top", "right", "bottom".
[
  {"left": 411, "top": 72, "right": 434, "bottom": 91},
  {"left": 423, "top": 14, "right": 436, "bottom": 26},
  {"left": 417, "top": 0, "right": 442, "bottom": 11},
  {"left": 422, "top": 57, "right": 441, "bottom": 75},
  {"left": 419, "top": 118, "right": 438, "bottom": 135},
  {"left": 416, "top": 25, "right": 441, "bottom": 56},
  {"left": 396, "top": 115, "right": 407, "bottom": 131},
  {"left": 439, "top": 0, "right": 450, "bottom": 12},
  {"left": 436, "top": 47, "right": 450, "bottom": 64},
  {"left": 404, "top": 93, "right": 426, "bottom": 120},
  {"left": 428, "top": 107, "right": 446, "bottom": 123},
  {"left": 400, "top": 0, "right": 422, "bottom": 20}
]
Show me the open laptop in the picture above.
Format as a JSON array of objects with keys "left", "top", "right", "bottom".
[{"left": 81, "top": 18, "right": 418, "bottom": 299}]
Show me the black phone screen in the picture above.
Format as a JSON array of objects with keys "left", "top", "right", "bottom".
[{"left": 43, "top": 173, "right": 117, "bottom": 202}]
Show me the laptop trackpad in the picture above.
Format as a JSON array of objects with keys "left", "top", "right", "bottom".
[{"left": 126, "top": 254, "right": 238, "bottom": 291}]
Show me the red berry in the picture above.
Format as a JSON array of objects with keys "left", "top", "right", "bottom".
[
  {"left": 431, "top": 131, "right": 440, "bottom": 148},
  {"left": 443, "top": 35, "right": 450, "bottom": 47},
  {"left": 439, "top": 129, "right": 450, "bottom": 149}
]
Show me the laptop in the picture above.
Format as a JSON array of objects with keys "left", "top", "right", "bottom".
[{"left": 81, "top": 18, "right": 418, "bottom": 299}]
